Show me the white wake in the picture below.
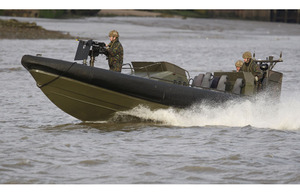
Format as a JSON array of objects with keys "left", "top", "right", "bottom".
[{"left": 116, "top": 92, "right": 300, "bottom": 130}]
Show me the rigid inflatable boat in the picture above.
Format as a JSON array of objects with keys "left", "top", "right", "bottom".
[{"left": 21, "top": 40, "right": 283, "bottom": 121}]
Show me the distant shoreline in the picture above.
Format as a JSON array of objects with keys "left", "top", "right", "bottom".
[
  {"left": 0, "top": 19, "right": 75, "bottom": 39},
  {"left": 98, "top": 10, "right": 164, "bottom": 17}
]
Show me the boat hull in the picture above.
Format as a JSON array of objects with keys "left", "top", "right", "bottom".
[
  {"left": 28, "top": 69, "right": 169, "bottom": 121},
  {"left": 21, "top": 55, "right": 237, "bottom": 121}
]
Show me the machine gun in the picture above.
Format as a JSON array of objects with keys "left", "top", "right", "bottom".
[
  {"left": 74, "top": 39, "right": 108, "bottom": 67},
  {"left": 253, "top": 51, "right": 283, "bottom": 71}
]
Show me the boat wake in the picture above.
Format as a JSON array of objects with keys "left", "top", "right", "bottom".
[{"left": 115, "top": 92, "right": 300, "bottom": 131}]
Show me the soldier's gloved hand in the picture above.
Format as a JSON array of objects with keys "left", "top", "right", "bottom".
[{"left": 255, "top": 76, "right": 258, "bottom": 82}]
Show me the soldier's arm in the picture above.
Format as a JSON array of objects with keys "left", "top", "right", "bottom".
[{"left": 107, "top": 42, "right": 121, "bottom": 57}]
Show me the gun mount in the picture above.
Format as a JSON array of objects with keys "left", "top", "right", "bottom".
[
  {"left": 255, "top": 52, "right": 283, "bottom": 93},
  {"left": 254, "top": 52, "right": 283, "bottom": 70},
  {"left": 74, "top": 39, "right": 107, "bottom": 66}
]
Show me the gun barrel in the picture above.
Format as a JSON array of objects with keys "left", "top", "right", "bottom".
[{"left": 255, "top": 59, "right": 283, "bottom": 63}]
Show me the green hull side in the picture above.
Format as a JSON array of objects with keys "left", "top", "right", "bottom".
[{"left": 29, "top": 70, "right": 168, "bottom": 121}]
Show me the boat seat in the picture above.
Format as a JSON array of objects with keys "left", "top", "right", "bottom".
[
  {"left": 191, "top": 73, "right": 204, "bottom": 87},
  {"left": 201, "top": 72, "right": 212, "bottom": 88},
  {"left": 211, "top": 76, "right": 220, "bottom": 89},
  {"left": 217, "top": 75, "right": 228, "bottom": 91},
  {"left": 232, "top": 78, "right": 244, "bottom": 95}
]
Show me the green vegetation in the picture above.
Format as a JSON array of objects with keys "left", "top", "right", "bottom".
[
  {"left": 0, "top": 9, "right": 298, "bottom": 23},
  {"left": 39, "top": 10, "right": 67, "bottom": 18},
  {"left": 151, "top": 10, "right": 212, "bottom": 18},
  {"left": 0, "top": 18, "right": 41, "bottom": 29},
  {"left": 0, "top": 9, "right": 213, "bottom": 19},
  {"left": 0, "top": 18, "right": 74, "bottom": 39},
  {"left": 0, "top": 9, "right": 100, "bottom": 19}
]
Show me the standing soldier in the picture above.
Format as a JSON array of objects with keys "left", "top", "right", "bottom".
[
  {"left": 106, "top": 30, "right": 123, "bottom": 72},
  {"left": 240, "top": 51, "right": 262, "bottom": 81}
]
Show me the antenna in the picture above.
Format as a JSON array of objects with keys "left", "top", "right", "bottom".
[{"left": 279, "top": 51, "right": 283, "bottom": 60}]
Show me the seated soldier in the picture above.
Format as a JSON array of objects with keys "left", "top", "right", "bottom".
[{"left": 235, "top": 60, "right": 243, "bottom": 72}]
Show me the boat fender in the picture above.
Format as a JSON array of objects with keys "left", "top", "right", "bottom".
[
  {"left": 232, "top": 78, "right": 244, "bottom": 95},
  {"left": 201, "top": 72, "right": 212, "bottom": 88},
  {"left": 217, "top": 75, "right": 228, "bottom": 91}
]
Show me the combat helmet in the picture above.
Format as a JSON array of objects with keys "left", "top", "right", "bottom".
[
  {"left": 109, "top": 30, "right": 119, "bottom": 38},
  {"left": 235, "top": 60, "right": 243, "bottom": 67},
  {"left": 242, "top": 51, "right": 252, "bottom": 59}
]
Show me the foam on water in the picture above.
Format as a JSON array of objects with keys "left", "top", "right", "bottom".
[{"left": 117, "top": 92, "right": 300, "bottom": 131}]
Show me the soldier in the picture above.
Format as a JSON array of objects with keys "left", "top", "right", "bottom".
[
  {"left": 235, "top": 60, "right": 243, "bottom": 72},
  {"left": 106, "top": 30, "right": 123, "bottom": 72},
  {"left": 240, "top": 51, "right": 262, "bottom": 81}
]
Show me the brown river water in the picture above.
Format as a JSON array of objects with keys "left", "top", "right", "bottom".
[{"left": 1, "top": 16, "right": 300, "bottom": 184}]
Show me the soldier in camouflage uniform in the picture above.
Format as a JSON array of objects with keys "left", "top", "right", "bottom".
[
  {"left": 235, "top": 60, "right": 243, "bottom": 72},
  {"left": 106, "top": 30, "right": 123, "bottom": 72},
  {"left": 240, "top": 51, "right": 262, "bottom": 80}
]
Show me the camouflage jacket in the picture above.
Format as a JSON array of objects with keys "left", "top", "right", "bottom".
[
  {"left": 107, "top": 38, "right": 123, "bottom": 72},
  {"left": 240, "top": 59, "right": 262, "bottom": 78}
]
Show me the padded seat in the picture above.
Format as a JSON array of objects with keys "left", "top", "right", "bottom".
[
  {"left": 217, "top": 75, "right": 228, "bottom": 91},
  {"left": 192, "top": 73, "right": 204, "bottom": 87},
  {"left": 201, "top": 72, "right": 212, "bottom": 88},
  {"left": 232, "top": 78, "right": 244, "bottom": 95}
]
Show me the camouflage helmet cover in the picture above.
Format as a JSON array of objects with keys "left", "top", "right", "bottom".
[
  {"left": 235, "top": 60, "right": 243, "bottom": 67},
  {"left": 109, "top": 30, "right": 119, "bottom": 38},
  {"left": 242, "top": 51, "right": 252, "bottom": 59}
]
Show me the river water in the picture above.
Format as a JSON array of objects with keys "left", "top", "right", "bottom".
[{"left": 1, "top": 16, "right": 300, "bottom": 184}]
